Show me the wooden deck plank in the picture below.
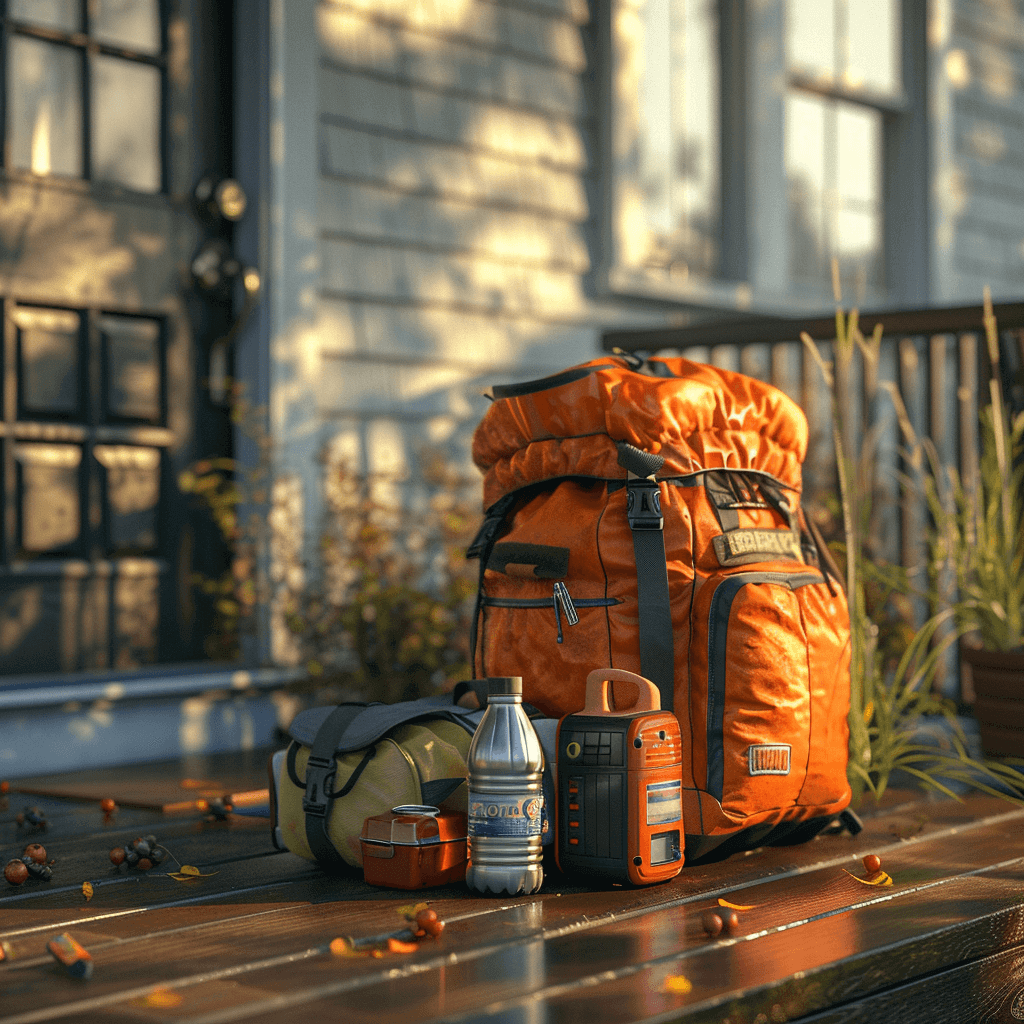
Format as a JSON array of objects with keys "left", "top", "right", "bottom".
[
  {"left": 9, "top": 748, "right": 275, "bottom": 813},
  {"left": 3, "top": 803, "right": 1023, "bottom": 1023},
  {"left": 60, "top": 866, "right": 1024, "bottom": 1024}
]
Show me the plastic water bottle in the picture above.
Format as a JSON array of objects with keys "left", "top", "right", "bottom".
[{"left": 465, "top": 676, "right": 545, "bottom": 895}]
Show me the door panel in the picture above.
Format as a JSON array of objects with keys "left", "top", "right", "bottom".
[{"left": 0, "top": 1, "right": 234, "bottom": 676}]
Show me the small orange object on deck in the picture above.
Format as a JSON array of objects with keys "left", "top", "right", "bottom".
[{"left": 47, "top": 933, "right": 93, "bottom": 979}]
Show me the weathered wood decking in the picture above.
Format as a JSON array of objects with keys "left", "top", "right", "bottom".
[{"left": 2, "top": 750, "right": 1023, "bottom": 1023}]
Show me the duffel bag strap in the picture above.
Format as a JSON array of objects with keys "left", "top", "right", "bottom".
[
  {"left": 299, "top": 704, "right": 373, "bottom": 871},
  {"left": 617, "top": 442, "right": 675, "bottom": 713}
]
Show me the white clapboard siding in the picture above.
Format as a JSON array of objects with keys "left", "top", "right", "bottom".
[
  {"left": 320, "top": 123, "right": 589, "bottom": 219},
  {"left": 318, "top": 6, "right": 586, "bottom": 119},
  {"left": 319, "top": 64, "right": 588, "bottom": 168},
  {"left": 319, "top": 0, "right": 588, "bottom": 71},
  {"left": 314, "top": 0, "right": 599, "bottom": 444}
]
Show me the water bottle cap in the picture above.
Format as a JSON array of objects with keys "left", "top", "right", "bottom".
[{"left": 486, "top": 676, "right": 522, "bottom": 696}]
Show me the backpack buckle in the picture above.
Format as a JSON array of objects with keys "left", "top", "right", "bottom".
[
  {"left": 302, "top": 755, "right": 337, "bottom": 817},
  {"left": 626, "top": 478, "right": 663, "bottom": 531}
]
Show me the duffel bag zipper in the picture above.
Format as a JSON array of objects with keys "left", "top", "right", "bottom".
[{"left": 481, "top": 585, "right": 619, "bottom": 643}]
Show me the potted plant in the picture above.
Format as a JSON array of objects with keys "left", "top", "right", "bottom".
[{"left": 925, "top": 292, "right": 1024, "bottom": 758}]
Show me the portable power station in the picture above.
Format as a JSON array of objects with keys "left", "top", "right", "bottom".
[{"left": 555, "top": 668, "right": 683, "bottom": 885}]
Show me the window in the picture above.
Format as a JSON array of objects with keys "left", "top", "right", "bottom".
[
  {"left": 4, "top": 0, "right": 164, "bottom": 192},
  {"left": 6, "top": 303, "right": 166, "bottom": 562},
  {"left": 785, "top": 0, "right": 902, "bottom": 296},
  {"left": 608, "top": 0, "right": 721, "bottom": 289},
  {"left": 607, "top": 0, "right": 913, "bottom": 307}
]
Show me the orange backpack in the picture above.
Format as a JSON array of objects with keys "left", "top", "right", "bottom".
[{"left": 467, "top": 355, "right": 856, "bottom": 862}]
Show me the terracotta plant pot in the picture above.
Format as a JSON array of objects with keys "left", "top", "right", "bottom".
[{"left": 962, "top": 646, "right": 1024, "bottom": 758}]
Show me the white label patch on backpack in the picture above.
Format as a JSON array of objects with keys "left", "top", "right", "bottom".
[{"left": 748, "top": 744, "right": 791, "bottom": 776}]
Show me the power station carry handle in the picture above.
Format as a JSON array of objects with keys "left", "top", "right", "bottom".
[{"left": 583, "top": 668, "right": 661, "bottom": 715}]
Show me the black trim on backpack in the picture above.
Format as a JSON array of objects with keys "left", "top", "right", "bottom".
[
  {"left": 706, "top": 570, "right": 825, "bottom": 801},
  {"left": 490, "top": 364, "right": 620, "bottom": 400},
  {"left": 466, "top": 493, "right": 517, "bottom": 675}
]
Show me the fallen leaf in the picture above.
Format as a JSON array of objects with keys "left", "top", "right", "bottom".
[
  {"left": 662, "top": 974, "right": 693, "bottom": 995},
  {"left": 717, "top": 898, "right": 755, "bottom": 911},
  {"left": 387, "top": 937, "right": 419, "bottom": 953},
  {"left": 166, "top": 865, "right": 218, "bottom": 881},
  {"left": 397, "top": 901, "right": 429, "bottom": 920},
  {"left": 371, "top": 949, "right": 384, "bottom": 958},
  {"left": 82, "top": 882, "right": 93, "bottom": 902},
  {"left": 842, "top": 868, "right": 893, "bottom": 886},
  {"left": 133, "top": 988, "right": 183, "bottom": 1008}
]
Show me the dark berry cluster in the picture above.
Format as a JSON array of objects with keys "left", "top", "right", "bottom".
[
  {"left": 15, "top": 806, "right": 47, "bottom": 831},
  {"left": 109, "top": 835, "right": 167, "bottom": 871}
]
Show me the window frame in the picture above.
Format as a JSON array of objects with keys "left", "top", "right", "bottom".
[
  {"left": 0, "top": 0, "right": 169, "bottom": 194},
  {"left": 599, "top": 0, "right": 930, "bottom": 314}
]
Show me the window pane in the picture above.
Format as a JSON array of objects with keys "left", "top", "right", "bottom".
[
  {"left": 846, "top": 0, "right": 900, "bottom": 96},
  {"left": 836, "top": 104, "right": 880, "bottom": 207},
  {"left": 636, "top": 0, "right": 719, "bottom": 278},
  {"left": 16, "top": 443, "right": 81, "bottom": 554},
  {"left": 94, "top": 446, "right": 160, "bottom": 553},
  {"left": 8, "top": 37, "right": 83, "bottom": 178},
  {"left": 787, "top": 0, "right": 836, "bottom": 81},
  {"left": 835, "top": 208, "right": 882, "bottom": 291},
  {"left": 90, "top": 0, "right": 161, "bottom": 54},
  {"left": 101, "top": 315, "right": 161, "bottom": 421},
  {"left": 9, "top": 0, "right": 80, "bottom": 32},
  {"left": 92, "top": 56, "right": 161, "bottom": 192},
  {"left": 785, "top": 93, "right": 826, "bottom": 282},
  {"left": 15, "top": 307, "right": 81, "bottom": 418}
]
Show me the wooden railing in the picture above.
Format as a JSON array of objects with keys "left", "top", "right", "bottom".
[{"left": 602, "top": 301, "right": 1024, "bottom": 698}]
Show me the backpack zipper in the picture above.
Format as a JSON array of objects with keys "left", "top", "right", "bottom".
[{"left": 481, "top": 586, "right": 618, "bottom": 644}]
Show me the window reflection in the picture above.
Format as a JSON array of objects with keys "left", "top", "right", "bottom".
[
  {"left": 16, "top": 444, "right": 82, "bottom": 555},
  {"left": 94, "top": 446, "right": 160, "bottom": 553},
  {"left": 785, "top": 92, "right": 882, "bottom": 292},
  {"left": 102, "top": 316, "right": 162, "bottom": 422},
  {"left": 15, "top": 307, "right": 82, "bottom": 418},
  {"left": 93, "top": 57, "right": 161, "bottom": 192},
  {"left": 90, "top": 0, "right": 161, "bottom": 54},
  {"left": 637, "top": 0, "right": 720, "bottom": 279},
  {"left": 787, "top": 0, "right": 900, "bottom": 96},
  {"left": 8, "top": 37, "right": 83, "bottom": 178},
  {"left": 9, "top": 0, "right": 80, "bottom": 33}
]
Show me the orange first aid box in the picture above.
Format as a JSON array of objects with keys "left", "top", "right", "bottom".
[{"left": 360, "top": 805, "right": 467, "bottom": 889}]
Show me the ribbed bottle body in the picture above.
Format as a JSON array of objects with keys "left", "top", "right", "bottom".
[{"left": 465, "top": 680, "right": 545, "bottom": 895}]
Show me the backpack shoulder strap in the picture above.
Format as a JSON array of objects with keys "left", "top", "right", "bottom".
[{"left": 617, "top": 441, "right": 675, "bottom": 713}]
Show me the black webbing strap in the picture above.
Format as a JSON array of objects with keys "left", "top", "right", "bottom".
[
  {"left": 299, "top": 704, "right": 372, "bottom": 871},
  {"left": 617, "top": 442, "right": 675, "bottom": 713},
  {"left": 466, "top": 493, "right": 517, "bottom": 675}
]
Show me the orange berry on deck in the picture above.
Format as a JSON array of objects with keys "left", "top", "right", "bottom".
[
  {"left": 101, "top": 799, "right": 116, "bottom": 813},
  {"left": 137, "top": 858, "right": 153, "bottom": 871},
  {"left": 862, "top": 854, "right": 882, "bottom": 874},
  {"left": 110, "top": 848, "right": 126, "bottom": 866},
  {"left": 702, "top": 911, "right": 723, "bottom": 937},
  {"left": 23, "top": 844, "right": 47, "bottom": 864},
  {"left": 721, "top": 911, "right": 740, "bottom": 934},
  {"left": 5, "top": 860, "right": 28, "bottom": 885}
]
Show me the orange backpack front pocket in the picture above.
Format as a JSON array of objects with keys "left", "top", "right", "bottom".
[{"left": 688, "top": 568, "right": 850, "bottom": 834}]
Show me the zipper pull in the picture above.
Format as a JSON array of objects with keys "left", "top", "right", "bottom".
[{"left": 553, "top": 582, "right": 579, "bottom": 643}]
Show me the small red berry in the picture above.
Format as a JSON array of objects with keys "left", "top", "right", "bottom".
[
  {"left": 109, "top": 847, "right": 126, "bottom": 866},
  {"left": 100, "top": 798, "right": 116, "bottom": 813},
  {"left": 22, "top": 844, "right": 47, "bottom": 864},
  {"left": 4, "top": 860, "right": 28, "bottom": 885},
  {"left": 721, "top": 910, "right": 740, "bottom": 934},
  {"left": 862, "top": 854, "right": 882, "bottom": 875},
  {"left": 136, "top": 858, "right": 153, "bottom": 871}
]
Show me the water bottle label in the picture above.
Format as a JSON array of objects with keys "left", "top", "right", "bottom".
[{"left": 467, "top": 792, "right": 544, "bottom": 838}]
